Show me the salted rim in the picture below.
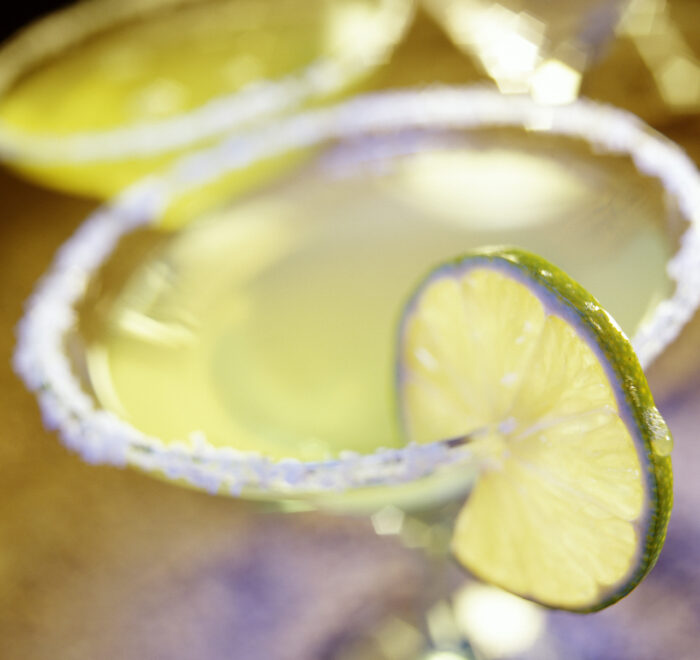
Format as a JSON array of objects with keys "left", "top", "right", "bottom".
[
  {"left": 0, "top": 0, "right": 413, "bottom": 164},
  {"left": 13, "top": 86, "right": 700, "bottom": 496}
]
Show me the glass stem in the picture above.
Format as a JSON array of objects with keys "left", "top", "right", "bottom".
[{"left": 411, "top": 505, "right": 481, "bottom": 660}]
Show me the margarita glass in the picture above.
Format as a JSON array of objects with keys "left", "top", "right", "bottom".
[
  {"left": 0, "top": 0, "right": 414, "bottom": 197},
  {"left": 14, "top": 87, "right": 700, "bottom": 657}
]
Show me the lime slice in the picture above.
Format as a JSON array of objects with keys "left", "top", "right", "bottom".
[{"left": 397, "top": 247, "right": 672, "bottom": 611}]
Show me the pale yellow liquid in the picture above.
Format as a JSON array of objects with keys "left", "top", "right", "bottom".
[
  {"left": 84, "top": 133, "right": 675, "bottom": 462},
  {"left": 0, "top": 0, "right": 408, "bottom": 196}
]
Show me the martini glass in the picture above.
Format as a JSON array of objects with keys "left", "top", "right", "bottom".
[
  {"left": 14, "top": 87, "right": 700, "bottom": 658},
  {"left": 0, "top": 0, "right": 414, "bottom": 197}
]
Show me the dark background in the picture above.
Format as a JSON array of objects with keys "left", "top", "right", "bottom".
[{"left": 2, "top": 1, "right": 72, "bottom": 42}]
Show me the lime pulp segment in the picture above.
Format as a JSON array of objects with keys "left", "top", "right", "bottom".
[{"left": 398, "top": 247, "right": 672, "bottom": 611}]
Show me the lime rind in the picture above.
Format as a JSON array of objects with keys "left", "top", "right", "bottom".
[{"left": 397, "top": 246, "right": 673, "bottom": 612}]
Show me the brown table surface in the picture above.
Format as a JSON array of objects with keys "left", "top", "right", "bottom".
[{"left": 3, "top": 5, "right": 700, "bottom": 659}]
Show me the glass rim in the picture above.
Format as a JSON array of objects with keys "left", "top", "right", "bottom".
[
  {"left": 0, "top": 0, "right": 414, "bottom": 165},
  {"left": 14, "top": 85, "right": 700, "bottom": 497}
]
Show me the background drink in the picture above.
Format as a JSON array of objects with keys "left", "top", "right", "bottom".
[{"left": 0, "top": 0, "right": 412, "bottom": 196}]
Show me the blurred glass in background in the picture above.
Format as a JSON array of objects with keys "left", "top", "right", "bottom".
[
  {"left": 0, "top": 0, "right": 415, "bottom": 195},
  {"left": 1, "top": 0, "right": 699, "bottom": 198}
]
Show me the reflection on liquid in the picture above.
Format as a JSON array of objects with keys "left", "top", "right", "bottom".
[{"left": 387, "top": 149, "right": 589, "bottom": 229}]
